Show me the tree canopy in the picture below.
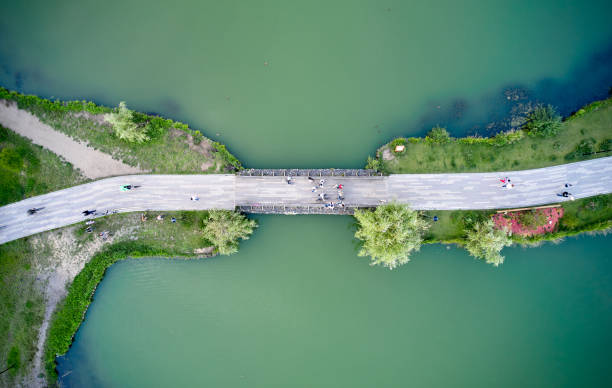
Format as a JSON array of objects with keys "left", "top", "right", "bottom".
[
  {"left": 354, "top": 203, "right": 429, "bottom": 269},
  {"left": 464, "top": 219, "right": 512, "bottom": 266},
  {"left": 202, "top": 211, "right": 257, "bottom": 255},
  {"left": 104, "top": 101, "right": 149, "bottom": 143}
]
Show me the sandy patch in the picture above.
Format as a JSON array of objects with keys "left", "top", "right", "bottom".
[
  {"left": 0, "top": 100, "right": 143, "bottom": 179},
  {"left": 20, "top": 225, "right": 136, "bottom": 388}
]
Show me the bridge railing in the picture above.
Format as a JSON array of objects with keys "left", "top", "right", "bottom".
[
  {"left": 237, "top": 168, "right": 382, "bottom": 177},
  {"left": 237, "top": 203, "right": 375, "bottom": 215}
]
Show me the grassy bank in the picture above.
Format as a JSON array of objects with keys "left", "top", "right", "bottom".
[
  {"left": 0, "top": 240, "right": 45, "bottom": 385},
  {"left": 0, "top": 87, "right": 242, "bottom": 173},
  {"left": 0, "top": 125, "right": 87, "bottom": 206},
  {"left": 422, "top": 194, "right": 612, "bottom": 244},
  {"left": 375, "top": 97, "right": 611, "bottom": 174}
]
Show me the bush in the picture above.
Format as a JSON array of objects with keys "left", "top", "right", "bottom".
[
  {"left": 202, "top": 211, "right": 257, "bottom": 255},
  {"left": 0, "top": 86, "right": 111, "bottom": 115},
  {"left": 212, "top": 142, "right": 242, "bottom": 170},
  {"left": 464, "top": 219, "right": 512, "bottom": 266},
  {"left": 7, "top": 345, "right": 20, "bottom": 373},
  {"left": 524, "top": 104, "right": 561, "bottom": 137},
  {"left": 492, "top": 129, "right": 524, "bottom": 147},
  {"left": 425, "top": 126, "right": 451, "bottom": 144},
  {"left": 365, "top": 155, "right": 380, "bottom": 171},
  {"left": 565, "top": 138, "right": 596, "bottom": 160},
  {"left": 354, "top": 203, "right": 430, "bottom": 269},
  {"left": 517, "top": 210, "right": 548, "bottom": 229},
  {"left": 104, "top": 102, "right": 149, "bottom": 143}
]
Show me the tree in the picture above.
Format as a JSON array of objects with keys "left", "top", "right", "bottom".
[
  {"left": 426, "top": 126, "right": 451, "bottom": 144},
  {"left": 104, "top": 102, "right": 149, "bottom": 143},
  {"left": 464, "top": 219, "right": 512, "bottom": 266},
  {"left": 524, "top": 104, "right": 561, "bottom": 137},
  {"left": 202, "top": 211, "right": 257, "bottom": 255},
  {"left": 354, "top": 203, "right": 429, "bottom": 269},
  {"left": 365, "top": 155, "right": 380, "bottom": 171}
]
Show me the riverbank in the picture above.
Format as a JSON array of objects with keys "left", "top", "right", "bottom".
[
  {"left": 373, "top": 97, "right": 612, "bottom": 174},
  {"left": 0, "top": 87, "right": 241, "bottom": 175}
]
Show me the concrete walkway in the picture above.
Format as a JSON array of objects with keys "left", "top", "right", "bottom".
[{"left": 0, "top": 157, "right": 611, "bottom": 244}]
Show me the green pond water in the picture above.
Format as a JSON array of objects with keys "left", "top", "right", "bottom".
[
  {"left": 1, "top": 0, "right": 612, "bottom": 386},
  {"left": 57, "top": 216, "right": 612, "bottom": 387}
]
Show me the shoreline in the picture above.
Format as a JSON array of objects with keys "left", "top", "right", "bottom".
[{"left": 0, "top": 87, "right": 611, "bottom": 387}]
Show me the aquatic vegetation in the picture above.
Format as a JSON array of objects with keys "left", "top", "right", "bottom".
[{"left": 524, "top": 104, "right": 562, "bottom": 137}]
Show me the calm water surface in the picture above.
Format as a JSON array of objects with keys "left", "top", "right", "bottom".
[
  {"left": 1, "top": 0, "right": 611, "bottom": 167},
  {"left": 57, "top": 216, "right": 612, "bottom": 387}
]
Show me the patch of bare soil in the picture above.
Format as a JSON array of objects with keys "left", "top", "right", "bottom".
[
  {"left": 382, "top": 147, "right": 395, "bottom": 161},
  {"left": 70, "top": 111, "right": 108, "bottom": 126},
  {"left": 20, "top": 225, "right": 136, "bottom": 388},
  {"left": 0, "top": 101, "right": 143, "bottom": 179},
  {"left": 171, "top": 129, "right": 215, "bottom": 171}
]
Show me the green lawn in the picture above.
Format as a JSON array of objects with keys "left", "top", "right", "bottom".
[
  {"left": 378, "top": 97, "right": 612, "bottom": 174},
  {"left": 1, "top": 87, "right": 241, "bottom": 174},
  {"left": 0, "top": 240, "right": 45, "bottom": 386},
  {"left": 0, "top": 125, "right": 87, "bottom": 206},
  {"left": 421, "top": 194, "right": 612, "bottom": 243}
]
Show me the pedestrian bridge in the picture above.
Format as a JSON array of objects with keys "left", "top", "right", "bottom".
[{"left": 0, "top": 158, "right": 611, "bottom": 244}]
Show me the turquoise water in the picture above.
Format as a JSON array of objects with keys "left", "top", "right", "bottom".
[
  {"left": 57, "top": 216, "right": 612, "bottom": 387},
  {"left": 1, "top": 0, "right": 611, "bottom": 167}
]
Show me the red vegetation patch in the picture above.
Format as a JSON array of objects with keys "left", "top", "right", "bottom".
[{"left": 492, "top": 207, "right": 564, "bottom": 236}]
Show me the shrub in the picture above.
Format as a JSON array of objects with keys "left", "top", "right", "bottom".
[
  {"left": 212, "top": 142, "right": 242, "bottom": 170},
  {"left": 492, "top": 129, "right": 524, "bottom": 147},
  {"left": 7, "top": 345, "right": 20, "bottom": 374},
  {"left": 425, "top": 126, "right": 451, "bottom": 144},
  {"left": 365, "top": 155, "right": 380, "bottom": 171},
  {"left": 517, "top": 210, "right": 548, "bottom": 229},
  {"left": 389, "top": 138, "right": 408, "bottom": 148},
  {"left": 565, "top": 138, "right": 596, "bottom": 160},
  {"left": 202, "top": 211, "right": 257, "bottom": 255},
  {"left": 104, "top": 102, "right": 149, "bottom": 143},
  {"left": 353, "top": 203, "right": 430, "bottom": 269},
  {"left": 464, "top": 219, "right": 512, "bottom": 266},
  {"left": 524, "top": 104, "right": 561, "bottom": 137}
]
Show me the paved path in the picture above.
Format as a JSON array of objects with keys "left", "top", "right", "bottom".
[
  {"left": 0, "top": 101, "right": 143, "bottom": 178},
  {"left": 1, "top": 157, "right": 611, "bottom": 244}
]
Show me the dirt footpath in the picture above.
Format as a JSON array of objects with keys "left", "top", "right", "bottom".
[{"left": 0, "top": 101, "right": 143, "bottom": 179}]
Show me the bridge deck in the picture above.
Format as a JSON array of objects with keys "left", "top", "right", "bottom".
[{"left": 0, "top": 157, "right": 611, "bottom": 244}]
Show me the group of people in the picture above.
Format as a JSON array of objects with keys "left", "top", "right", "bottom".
[
  {"left": 307, "top": 177, "right": 346, "bottom": 209},
  {"left": 500, "top": 177, "right": 576, "bottom": 200}
]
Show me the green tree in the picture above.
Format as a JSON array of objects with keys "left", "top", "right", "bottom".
[
  {"left": 524, "top": 104, "right": 561, "bottom": 137},
  {"left": 464, "top": 219, "right": 512, "bottom": 266},
  {"left": 426, "top": 126, "right": 451, "bottom": 144},
  {"left": 104, "top": 102, "right": 149, "bottom": 143},
  {"left": 365, "top": 155, "right": 380, "bottom": 171},
  {"left": 202, "top": 211, "right": 257, "bottom": 255},
  {"left": 354, "top": 203, "right": 430, "bottom": 269}
]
